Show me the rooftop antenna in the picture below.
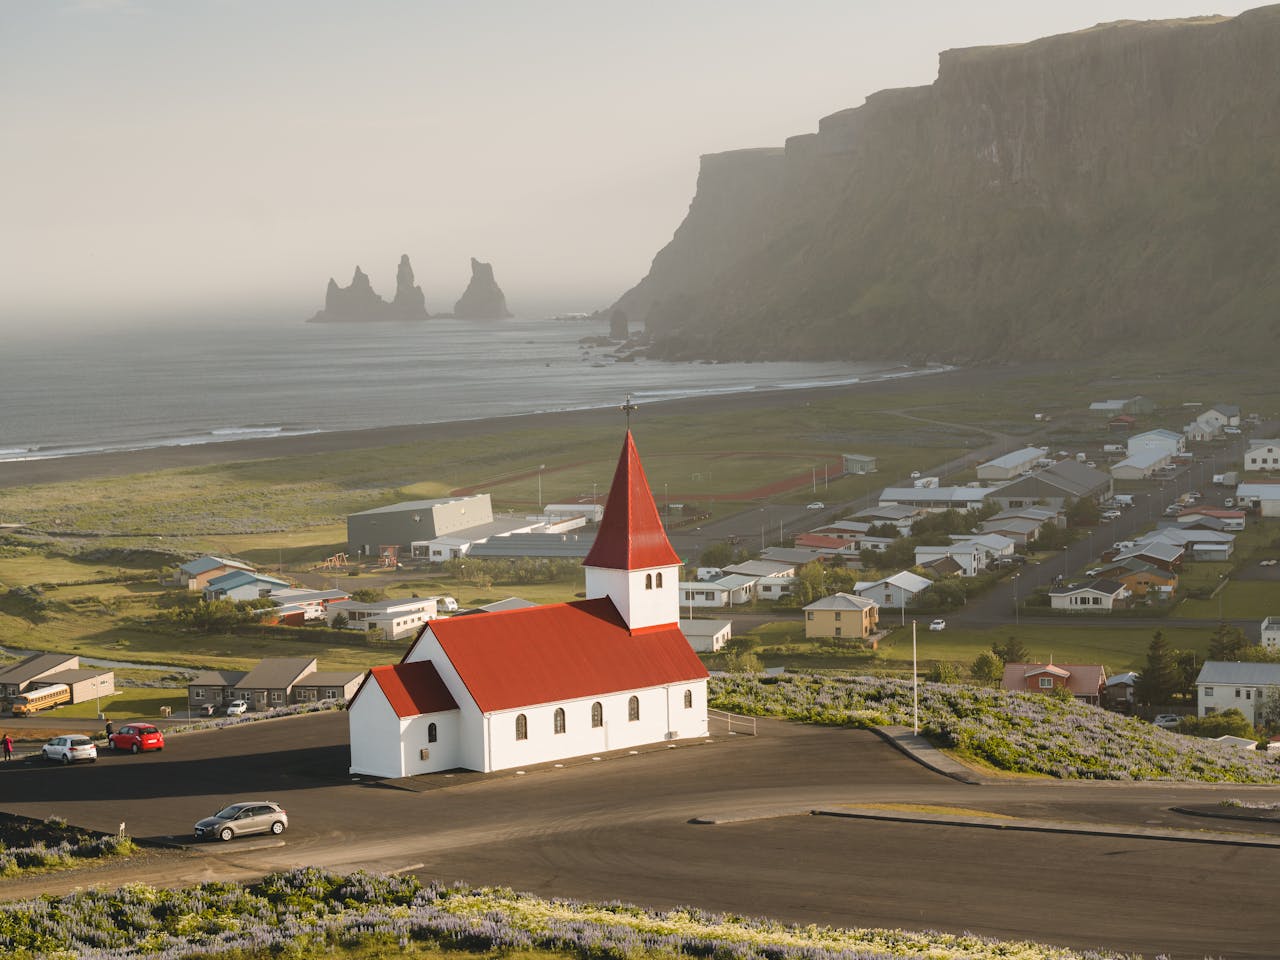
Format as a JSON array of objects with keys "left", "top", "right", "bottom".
[{"left": 621, "top": 392, "right": 638, "bottom": 430}]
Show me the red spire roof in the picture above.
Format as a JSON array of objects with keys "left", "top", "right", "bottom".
[{"left": 583, "top": 431, "right": 681, "bottom": 570}]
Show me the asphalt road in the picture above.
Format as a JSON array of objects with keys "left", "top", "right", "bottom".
[{"left": 1, "top": 712, "right": 1277, "bottom": 959}]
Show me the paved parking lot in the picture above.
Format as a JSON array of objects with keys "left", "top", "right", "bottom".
[{"left": 1, "top": 711, "right": 1277, "bottom": 959}]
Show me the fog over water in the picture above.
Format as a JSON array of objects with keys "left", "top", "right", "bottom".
[{"left": 0, "top": 1, "right": 1253, "bottom": 329}]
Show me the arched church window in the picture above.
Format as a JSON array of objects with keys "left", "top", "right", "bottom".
[
  {"left": 428, "top": 722, "right": 438, "bottom": 743},
  {"left": 628, "top": 695, "right": 640, "bottom": 722},
  {"left": 683, "top": 690, "right": 693, "bottom": 709},
  {"left": 645, "top": 573, "right": 653, "bottom": 590},
  {"left": 516, "top": 714, "right": 528, "bottom": 740},
  {"left": 554, "top": 707, "right": 566, "bottom": 734},
  {"left": 656, "top": 572, "right": 663, "bottom": 588},
  {"left": 591, "top": 701, "right": 603, "bottom": 727}
]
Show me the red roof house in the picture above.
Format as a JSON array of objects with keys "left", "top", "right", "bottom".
[{"left": 348, "top": 430, "right": 708, "bottom": 779}]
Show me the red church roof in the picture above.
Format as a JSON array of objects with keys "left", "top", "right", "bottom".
[
  {"left": 361, "top": 661, "right": 458, "bottom": 718},
  {"left": 582, "top": 431, "right": 681, "bottom": 571},
  {"left": 426, "top": 597, "right": 707, "bottom": 713}
]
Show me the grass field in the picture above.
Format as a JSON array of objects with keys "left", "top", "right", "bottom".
[
  {"left": 1178, "top": 580, "right": 1280, "bottom": 621},
  {"left": 52, "top": 687, "right": 188, "bottom": 720}
]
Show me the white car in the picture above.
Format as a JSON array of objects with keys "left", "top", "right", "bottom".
[
  {"left": 1152, "top": 714, "right": 1181, "bottom": 730},
  {"left": 806, "top": 502, "right": 825, "bottom": 510},
  {"left": 1260, "top": 559, "right": 1278, "bottom": 567},
  {"left": 928, "top": 619, "right": 946, "bottom": 631},
  {"left": 225, "top": 700, "right": 248, "bottom": 716},
  {"left": 41, "top": 735, "right": 97, "bottom": 764},
  {"left": 1101, "top": 510, "right": 1121, "bottom": 520},
  {"left": 910, "top": 471, "right": 921, "bottom": 480},
  {"left": 1086, "top": 568, "right": 1102, "bottom": 577}
]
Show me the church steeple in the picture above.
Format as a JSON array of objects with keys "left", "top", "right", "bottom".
[{"left": 583, "top": 430, "right": 681, "bottom": 630}]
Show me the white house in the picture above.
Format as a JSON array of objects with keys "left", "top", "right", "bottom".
[
  {"left": 1236, "top": 482, "right": 1280, "bottom": 517},
  {"left": 348, "top": 431, "right": 708, "bottom": 778},
  {"left": 754, "top": 575, "right": 795, "bottom": 599},
  {"left": 1110, "top": 448, "right": 1171, "bottom": 481},
  {"left": 1261, "top": 617, "right": 1280, "bottom": 651},
  {"left": 680, "top": 618, "right": 732, "bottom": 652},
  {"left": 678, "top": 574, "right": 756, "bottom": 608},
  {"left": 951, "top": 533, "right": 1016, "bottom": 565},
  {"left": 1127, "top": 429, "right": 1185, "bottom": 459},
  {"left": 202, "top": 570, "right": 291, "bottom": 602},
  {"left": 1048, "top": 579, "right": 1131, "bottom": 612},
  {"left": 1244, "top": 441, "right": 1280, "bottom": 472},
  {"left": 328, "top": 596, "right": 439, "bottom": 641},
  {"left": 878, "top": 487, "right": 995, "bottom": 512},
  {"left": 975, "top": 447, "right": 1048, "bottom": 482},
  {"left": 853, "top": 571, "right": 933, "bottom": 609},
  {"left": 269, "top": 588, "right": 351, "bottom": 621},
  {"left": 1196, "top": 661, "right": 1280, "bottom": 725},
  {"left": 914, "top": 542, "right": 984, "bottom": 576}
]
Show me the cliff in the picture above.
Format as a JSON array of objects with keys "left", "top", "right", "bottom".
[
  {"left": 307, "top": 255, "right": 430, "bottom": 323},
  {"left": 614, "top": 6, "right": 1280, "bottom": 362},
  {"left": 453, "top": 258, "right": 513, "bottom": 319}
]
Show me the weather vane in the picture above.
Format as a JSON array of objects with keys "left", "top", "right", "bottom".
[{"left": 621, "top": 392, "right": 638, "bottom": 429}]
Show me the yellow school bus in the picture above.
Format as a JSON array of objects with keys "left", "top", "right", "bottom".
[{"left": 12, "top": 683, "right": 71, "bottom": 716}]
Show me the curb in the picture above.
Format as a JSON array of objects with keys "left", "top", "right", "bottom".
[{"left": 870, "top": 726, "right": 983, "bottom": 785}]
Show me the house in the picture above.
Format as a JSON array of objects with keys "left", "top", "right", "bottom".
[
  {"left": 187, "top": 670, "right": 248, "bottom": 711},
  {"left": 841, "top": 453, "right": 877, "bottom": 475},
  {"left": 1110, "top": 448, "right": 1171, "bottom": 481},
  {"left": 1175, "top": 508, "right": 1245, "bottom": 531},
  {"left": 811, "top": 520, "right": 872, "bottom": 541},
  {"left": 1244, "top": 441, "right": 1280, "bottom": 472},
  {"left": 951, "top": 533, "right": 1016, "bottom": 565},
  {"left": 202, "top": 570, "right": 291, "bottom": 602},
  {"left": 1141, "top": 527, "right": 1235, "bottom": 562},
  {"left": 1197, "top": 404, "right": 1241, "bottom": 432},
  {"left": 723, "top": 560, "right": 797, "bottom": 579},
  {"left": 987, "top": 460, "right": 1111, "bottom": 512},
  {"left": 918, "top": 555, "right": 964, "bottom": 578},
  {"left": 1108, "top": 414, "right": 1137, "bottom": 432},
  {"left": 1127, "top": 429, "right": 1185, "bottom": 459},
  {"left": 269, "top": 588, "right": 351, "bottom": 621},
  {"left": 347, "top": 430, "right": 708, "bottom": 778},
  {"left": 680, "top": 618, "right": 732, "bottom": 652},
  {"left": 1048, "top": 579, "right": 1130, "bottom": 611},
  {"left": 754, "top": 575, "right": 796, "bottom": 599},
  {"left": 1002, "top": 662, "right": 1107, "bottom": 704},
  {"left": 1104, "top": 671, "right": 1139, "bottom": 712},
  {"left": 1261, "top": 617, "right": 1280, "bottom": 651},
  {"left": 975, "top": 447, "right": 1048, "bottom": 482},
  {"left": 1196, "top": 661, "right": 1280, "bottom": 724},
  {"left": 853, "top": 504, "right": 928, "bottom": 531},
  {"left": 347, "top": 494, "right": 494, "bottom": 561},
  {"left": 172, "top": 555, "right": 255, "bottom": 591},
  {"left": 291, "top": 669, "right": 364, "bottom": 704},
  {"left": 877, "top": 487, "right": 995, "bottom": 512},
  {"left": 793, "top": 533, "right": 853, "bottom": 554},
  {"left": 978, "top": 516, "right": 1047, "bottom": 546},
  {"left": 803, "top": 593, "right": 879, "bottom": 640},
  {"left": 1089, "top": 396, "right": 1154, "bottom": 416},
  {"left": 465, "top": 531, "right": 596, "bottom": 559},
  {"left": 1111, "top": 540, "right": 1184, "bottom": 571},
  {"left": 914, "top": 542, "right": 984, "bottom": 576},
  {"left": 678, "top": 574, "right": 756, "bottom": 608},
  {"left": 35, "top": 668, "right": 116, "bottom": 706},
  {"left": 853, "top": 571, "right": 933, "bottom": 609},
  {"left": 1095, "top": 560, "right": 1179, "bottom": 598},
  {"left": 760, "top": 547, "right": 831, "bottom": 566},
  {"left": 0, "top": 653, "right": 81, "bottom": 700},
  {"left": 1236, "top": 482, "right": 1280, "bottom": 517},
  {"left": 327, "top": 596, "right": 439, "bottom": 641},
  {"left": 544, "top": 503, "right": 604, "bottom": 523},
  {"left": 234, "top": 657, "right": 323, "bottom": 712}
]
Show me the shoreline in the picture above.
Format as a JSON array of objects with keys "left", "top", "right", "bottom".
[{"left": 0, "top": 363, "right": 1036, "bottom": 489}]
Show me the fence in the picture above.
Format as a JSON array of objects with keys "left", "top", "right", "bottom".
[{"left": 708, "top": 708, "right": 757, "bottom": 736}]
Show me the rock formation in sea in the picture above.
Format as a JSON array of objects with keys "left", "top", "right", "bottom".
[
  {"left": 307, "top": 255, "right": 430, "bottom": 323},
  {"left": 612, "top": 5, "right": 1280, "bottom": 364},
  {"left": 453, "top": 258, "right": 513, "bottom": 319},
  {"left": 609, "top": 308, "right": 629, "bottom": 340}
]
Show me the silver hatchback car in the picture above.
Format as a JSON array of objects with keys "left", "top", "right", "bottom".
[
  {"left": 194, "top": 801, "right": 288, "bottom": 842},
  {"left": 41, "top": 735, "right": 97, "bottom": 764}
]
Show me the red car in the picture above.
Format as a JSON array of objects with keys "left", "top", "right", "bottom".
[{"left": 108, "top": 723, "right": 165, "bottom": 753}]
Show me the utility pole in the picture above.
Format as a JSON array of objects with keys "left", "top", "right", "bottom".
[{"left": 912, "top": 620, "right": 919, "bottom": 735}]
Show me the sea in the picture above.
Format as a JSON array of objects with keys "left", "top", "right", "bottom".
[{"left": 0, "top": 316, "right": 939, "bottom": 463}]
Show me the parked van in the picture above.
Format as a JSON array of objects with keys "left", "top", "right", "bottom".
[
  {"left": 1075, "top": 453, "right": 1088, "bottom": 462},
  {"left": 1112, "top": 540, "right": 1136, "bottom": 552},
  {"left": 1103, "top": 444, "right": 1125, "bottom": 454},
  {"left": 1113, "top": 495, "right": 1135, "bottom": 507}
]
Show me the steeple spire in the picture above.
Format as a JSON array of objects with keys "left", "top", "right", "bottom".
[{"left": 583, "top": 431, "right": 680, "bottom": 571}]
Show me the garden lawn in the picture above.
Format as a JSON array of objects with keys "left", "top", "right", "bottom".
[
  {"left": 52, "top": 687, "right": 189, "bottom": 720},
  {"left": 710, "top": 673, "right": 1280, "bottom": 783},
  {"left": 1177, "top": 580, "right": 1280, "bottom": 620}
]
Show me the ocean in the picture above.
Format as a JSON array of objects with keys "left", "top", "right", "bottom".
[{"left": 0, "top": 316, "right": 934, "bottom": 462}]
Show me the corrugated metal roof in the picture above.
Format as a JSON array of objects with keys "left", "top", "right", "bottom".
[
  {"left": 0, "top": 653, "right": 78, "bottom": 684},
  {"left": 428, "top": 597, "right": 706, "bottom": 713},
  {"left": 364, "top": 661, "right": 458, "bottom": 718},
  {"left": 350, "top": 495, "right": 481, "bottom": 517},
  {"left": 236, "top": 657, "right": 316, "bottom": 689},
  {"left": 1196, "top": 661, "right": 1280, "bottom": 686},
  {"left": 582, "top": 432, "right": 681, "bottom": 571}
]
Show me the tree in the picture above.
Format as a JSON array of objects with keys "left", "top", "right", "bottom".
[
  {"left": 699, "top": 541, "right": 742, "bottom": 569},
  {"left": 991, "top": 636, "right": 1030, "bottom": 664},
  {"left": 1257, "top": 688, "right": 1280, "bottom": 733},
  {"left": 1177, "top": 708, "right": 1254, "bottom": 739},
  {"left": 1172, "top": 649, "right": 1200, "bottom": 699},
  {"left": 927, "top": 661, "right": 960, "bottom": 683},
  {"left": 1136, "top": 631, "right": 1181, "bottom": 707},
  {"left": 331, "top": 611, "right": 349, "bottom": 629},
  {"left": 915, "top": 580, "right": 966, "bottom": 611},
  {"left": 971, "top": 651, "right": 1004, "bottom": 685},
  {"left": 722, "top": 650, "right": 763, "bottom": 674},
  {"left": 1065, "top": 496, "right": 1100, "bottom": 528},
  {"left": 350, "top": 588, "right": 387, "bottom": 603},
  {"left": 865, "top": 523, "right": 900, "bottom": 539},
  {"left": 1208, "top": 624, "right": 1248, "bottom": 661}
]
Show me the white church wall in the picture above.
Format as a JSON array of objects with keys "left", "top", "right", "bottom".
[
  {"left": 664, "top": 679, "right": 710, "bottom": 739},
  {"left": 403, "top": 626, "right": 488, "bottom": 771},
  {"left": 400, "top": 711, "right": 461, "bottom": 774},
  {"left": 585, "top": 563, "right": 680, "bottom": 631},
  {"left": 349, "top": 689, "right": 407, "bottom": 778}
]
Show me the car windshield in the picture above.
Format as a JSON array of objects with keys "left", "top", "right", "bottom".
[
  {"left": 214, "top": 805, "right": 246, "bottom": 819},
  {"left": 69, "top": 737, "right": 92, "bottom": 746}
]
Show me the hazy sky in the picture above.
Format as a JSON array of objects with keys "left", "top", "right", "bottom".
[{"left": 0, "top": 0, "right": 1254, "bottom": 326}]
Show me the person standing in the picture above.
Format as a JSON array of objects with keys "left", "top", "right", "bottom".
[{"left": 2, "top": 733, "right": 12, "bottom": 761}]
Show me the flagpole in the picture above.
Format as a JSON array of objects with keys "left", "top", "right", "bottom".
[{"left": 912, "top": 619, "right": 918, "bottom": 735}]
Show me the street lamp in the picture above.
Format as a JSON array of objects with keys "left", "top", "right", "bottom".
[
  {"left": 1062, "top": 546, "right": 1069, "bottom": 578},
  {"left": 912, "top": 619, "right": 919, "bottom": 735},
  {"left": 1012, "top": 573, "right": 1020, "bottom": 626},
  {"left": 537, "top": 464, "right": 545, "bottom": 509}
]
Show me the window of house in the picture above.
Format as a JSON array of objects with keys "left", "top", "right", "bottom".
[
  {"left": 683, "top": 690, "right": 693, "bottom": 709},
  {"left": 325, "top": 689, "right": 337, "bottom": 699},
  {"left": 806, "top": 612, "right": 815, "bottom": 620},
  {"left": 591, "top": 702, "right": 603, "bottom": 727},
  {"left": 645, "top": 574, "right": 653, "bottom": 590},
  {"left": 1204, "top": 687, "right": 1213, "bottom": 697},
  {"left": 193, "top": 689, "right": 205, "bottom": 700},
  {"left": 554, "top": 707, "right": 566, "bottom": 734},
  {"left": 656, "top": 572, "right": 663, "bottom": 588},
  {"left": 271, "top": 691, "right": 283, "bottom": 703},
  {"left": 628, "top": 695, "right": 640, "bottom": 722},
  {"left": 834, "top": 627, "right": 842, "bottom": 637},
  {"left": 1246, "top": 689, "right": 1252, "bottom": 700},
  {"left": 1235, "top": 688, "right": 1242, "bottom": 698},
  {"left": 1039, "top": 677, "right": 1054, "bottom": 689},
  {"left": 516, "top": 714, "right": 528, "bottom": 740},
  {"left": 428, "top": 722, "right": 438, "bottom": 743},
  {"left": 834, "top": 612, "right": 842, "bottom": 621}
]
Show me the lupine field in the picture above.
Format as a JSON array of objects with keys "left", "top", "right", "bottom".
[
  {"left": 709, "top": 674, "right": 1280, "bottom": 783},
  {"left": 0, "top": 867, "right": 1149, "bottom": 960}
]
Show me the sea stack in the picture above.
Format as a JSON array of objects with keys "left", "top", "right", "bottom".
[
  {"left": 306, "top": 255, "right": 430, "bottom": 323},
  {"left": 609, "top": 308, "right": 629, "bottom": 340},
  {"left": 453, "top": 258, "right": 513, "bottom": 319},
  {"left": 390, "top": 254, "right": 430, "bottom": 322}
]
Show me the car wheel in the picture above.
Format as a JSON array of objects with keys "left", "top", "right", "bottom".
[
  {"left": 61, "top": 754, "right": 69, "bottom": 765},
  {"left": 131, "top": 743, "right": 139, "bottom": 754},
  {"left": 219, "top": 827, "right": 234, "bottom": 842},
  {"left": 270, "top": 820, "right": 284, "bottom": 835}
]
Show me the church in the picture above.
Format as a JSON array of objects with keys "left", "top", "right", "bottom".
[{"left": 347, "top": 431, "right": 709, "bottom": 777}]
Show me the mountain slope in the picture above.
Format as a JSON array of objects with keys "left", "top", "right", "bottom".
[{"left": 614, "top": 6, "right": 1280, "bottom": 363}]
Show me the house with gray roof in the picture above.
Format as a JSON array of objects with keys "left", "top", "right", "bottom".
[
  {"left": 988, "top": 460, "right": 1112, "bottom": 511},
  {"left": 0, "top": 653, "right": 80, "bottom": 700},
  {"left": 187, "top": 669, "right": 248, "bottom": 711},
  {"left": 203, "top": 570, "right": 291, "bottom": 602},
  {"left": 1048, "top": 579, "right": 1131, "bottom": 612},
  {"left": 173, "top": 555, "right": 255, "bottom": 591},
  {"left": 976, "top": 447, "right": 1048, "bottom": 481},
  {"left": 1196, "top": 661, "right": 1280, "bottom": 724},
  {"left": 877, "top": 486, "right": 996, "bottom": 511},
  {"left": 465, "top": 531, "right": 596, "bottom": 559},
  {"left": 234, "top": 657, "right": 320, "bottom": 712},
  {"left": 347, "top": 494, "right": 494, "bottom": 561}
]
